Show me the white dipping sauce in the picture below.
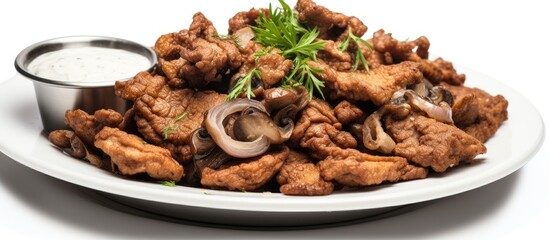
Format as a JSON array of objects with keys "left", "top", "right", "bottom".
[{"left": 27, "top": 46, "right": 151, "bottom": 82}]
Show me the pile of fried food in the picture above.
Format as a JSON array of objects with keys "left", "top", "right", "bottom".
[{"left": 48, "top": 0, "right": 508, "bottom": 196}]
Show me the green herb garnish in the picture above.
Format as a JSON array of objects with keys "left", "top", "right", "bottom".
[
  {"left": 174, "top": 112, "right": 188, "bottom": 122},
  {"left": 161, "top": 112, "right": 187, "bottom": 139},
  {"left": 226, "top": 68, "right": 262, "bottom": 101},
  {"left": 158, "top": 180, "right": 176, "bottom": 187},
  {"left": 250, "top": 0, "right": 326, "bottom": 99},
  {"left": 338, "top": 29, "right": 373, "bottom": 71},
  {"left": 161, "top": 126, "right": 177, "bottom": 140},
  {"left": 213, "top": 34, "right": 241, "bottom": 47}
]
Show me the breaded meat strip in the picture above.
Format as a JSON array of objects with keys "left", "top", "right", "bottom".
[
  {"left": 154, "top": 12, "right": 243, "bottom": 89},
  {"left": 227, "top": 8, "right": 268, "bottom": 34},
  {"left": 308, "top": 60, "right": 422, "bottom": 105},
  {"left": 334, "top": 100, "right": 363, "bottom": 125},
  {"left": 277, "top": 150, "right": 334, "bottom": 196},
  {"left": 116, "top": 71, "right": 226, "bottom": 162},
  {"left": 95, "top": 127, "right": 184, "bottom": 182},
  {"left": 371, "top": 29, "right": 465, "bottom": 85},
  {"left": 290, "top": 99, "right": 356, "bottom": 159},
  {"left": 318, "top": 147, "right": 427, "bottom": 186},
  {"left": 441, "top": 83, "right": 509, "bottom": 142},
  {"left": 386, "top": 114, "right": 487, "bottom": 172},
  {"left": 64, "top": 109, "right": 123, "bottom": 146},
  {"left": 201, "top": 146, "right": 289, "bottom": 191},
  {"left": 295, "top": 0, "right": 367, "bottom": 41}
]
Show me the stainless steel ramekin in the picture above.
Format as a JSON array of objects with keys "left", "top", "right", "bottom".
[{"left": 14, "top": 36, "right": 157, "bottom": 133}]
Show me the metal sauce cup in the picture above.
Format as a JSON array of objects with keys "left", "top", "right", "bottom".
[{"left": 14, "top": 36, "right": 157, "bottom": 133}]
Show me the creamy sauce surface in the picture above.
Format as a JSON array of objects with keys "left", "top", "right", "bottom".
[{"left": 27, "top": 46, "right": 151, "bottom": 82}]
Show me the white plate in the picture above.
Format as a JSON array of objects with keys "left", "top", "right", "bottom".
[{"left": 0, "top": 67, "right": 544, "bottom": 228}]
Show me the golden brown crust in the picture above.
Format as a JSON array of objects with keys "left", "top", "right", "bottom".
[
  {"left": 95, "top": 127, "right": 184, "bottom": 182},
  {"left": 277, "top": 150, "right": 334, "bottom": 196},
  {"left": 200, "top": 146, "right": 289, "bottom": 191}
]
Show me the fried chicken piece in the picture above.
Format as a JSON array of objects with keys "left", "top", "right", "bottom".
[
  {"left": 64, "top": 109, "right": 124, "bottom": 146},
  {"left": 291, "top": 99, "right": 358, "bottom": 160},
  {"left": 334, "top": 100, "right": 363, "bottom": 125},
  {"left": 115, "top": 72, "right": 168, "bottom": 102},
  {"left": 318, "top": 147, "right": 428, "bottom": 186},
  {"left": 200, "top": 146, "right": 289, "bottom": 191},
  {"left": 371, "top": 29, "right": 430, "bottom": 61},
  {"left": 255, "top": 49, "right": 294, "bottom": 88},
  {"left": 135, "top": 89, "right": 225, "bottom": 162},
  {"left": 277, "top": 150, "right": 334, "bottom": 196},
  {"left": 371, "top": 29, "right": 465, "bottom": 85},
  {"left": 116, "top": 71, "right": 226, "bottom": 162},
  {"left": 441, "top": 83, "right": 509, "bottom": 142},
  {"left": 154, "top": 12, "right": 243, "bottom": 89},
  {"left": 95, "top": 127, "right": 184, "bottom": 182},
  {"left": 230, "top": 43, "right": 293, "bottom": 90},
  {"left": 228, "top": 8, "right": 268, "bottom": 34},
  {"left": 295, "top": 0, "right": 367, "bottom": 41},
  {"left": 317, "top": 40, "right": 353, "bottom": 71},
  {"left": 308, "top": 60, "right": 423, "bottom": 105},
  {"left": 48, "top": 130, "right": 73, "bottom": 149},
  {"left": 291, "top": 99, "right": 343, "bottom": 147},
  {"left": 300, "top": 123, "right": 357, "bottom": 159},
  {"left": 386, "top": 114, "right": 487, "bottom": 172}
]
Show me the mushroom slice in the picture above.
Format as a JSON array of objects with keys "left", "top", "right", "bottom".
[
  {"left": 190, "top": 127, "right": 217, "bottom": 159},
  {"left": 233, "top": 105, "right": 295, "bottom": 145},
  {"left": 263, "top": 87, "right": 298, "bottom": 111},
  {"left": 262, "top": 86, "right": 309, "bottom": 112},
  {"left": 429, "top": 86, "right": 454, "bottom": 106},
  {"left": 362, "top": 112, "right": 396, "bottom": 154},
  {"left": 273, "top": 104, "right": 297, "bottom": 141},
  {"left": 233, "top": 107, "right": 282, "bottom": 143},
  {"left": 205, "top": 99, "right": 271, "bottom": 158},
  {"left": 402, "top": 90, "right": 454, "bottom": 124}
]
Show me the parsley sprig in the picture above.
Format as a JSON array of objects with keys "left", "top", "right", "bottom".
[
  {"left": 251, "top": 0, "right": 326, "bottom": 99},
  {"left": 338, "top": 29, "right": 373, "bottom": 71}
]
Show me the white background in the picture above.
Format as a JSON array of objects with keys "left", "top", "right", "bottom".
[{"left": 0, "top": 0, "right": 547, "bottom": 239}]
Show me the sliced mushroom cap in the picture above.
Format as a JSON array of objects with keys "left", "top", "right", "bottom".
[
  {"left": 429, "top": 86, "right": 454, "bottom": 106},
  {"left": 233, "top": 107, "right": 282, "bottom": 143},
  {"left": 263, "top": 87, "right": 298, "bottom": 111},
  {"left": 292, "top": 86, "right": 310, "bottom": 111},
  {"left": 403, "top": 90, "right": 453, "bottom": 124},
  {"left": 233, "top": 105, "right": 295, "bottom": 145},
  {"left": 272, "top": 104, "right": 297, "bottom": 141},
  {"left": 262, "top": 86, "right": 309, "bottom": 112},
  {"left": 205, "top": 98, "right": 271, "bottom": 158},
  {"left": 362, "top": 112, "right": 396, "bottom": 154}
]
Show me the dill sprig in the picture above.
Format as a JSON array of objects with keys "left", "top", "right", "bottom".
[
  {"left": 338, "top": 29, "right": 373, "bottom": 71},
  {"left": 286, "top": 57, "right": 325, "bottom": 99},
  {"left": 251, "top": 0, "right": 326, "bottom": 99},
  {"left": 226, "top": 68, "right": 262, "bottom": 101}
]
